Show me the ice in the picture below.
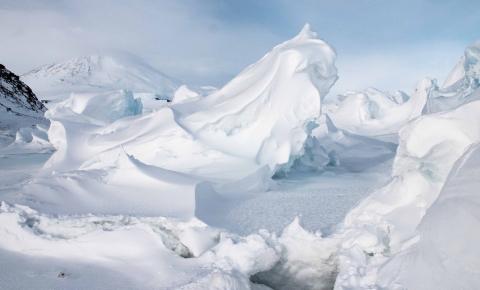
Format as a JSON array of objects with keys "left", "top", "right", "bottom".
[
  {"left": 426, "top": 42, "right": 480, "bottom": 113},
  {"left": 2, "top": 22, "right": 480, "bottom": 290}
]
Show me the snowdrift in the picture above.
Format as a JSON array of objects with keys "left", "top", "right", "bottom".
[
  {"left": 174, "top": 24, "right": 337, "bottom": 171},
  {"left": 15, "top": 24, "right": 337, "bottom": 218},
  {"left": 327, "top": 79, "right": 432, "bottom": 142},
  {"left": 376, "top": 143, "right": 480, "bottom": 289},
  {"left": 334, "top": 100, "right": 480, "bottom": 289}
]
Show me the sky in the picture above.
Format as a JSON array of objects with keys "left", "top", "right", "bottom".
[{"left": 1, "top": 0, "right": 479, "bottom": 94}]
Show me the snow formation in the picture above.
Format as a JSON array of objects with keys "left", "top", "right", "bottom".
[
  {"left": 1, "top": 24, "right": 480, "bottom": 290},
  {"left": 334, "top": 81, "right": 480, "bottom": 288},
  {"left": 426, "top": 42, "right": 480, "bottom": 113}
]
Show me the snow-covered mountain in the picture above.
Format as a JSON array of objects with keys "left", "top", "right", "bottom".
[
  {"left": 0, "top": 64, "right": 50, "bottom": 152},
  {"left": 0, "top": 64, "right": 46, "bottom": 130},
  {"left": 22, "top": 54, "right": 180, "bottom": 102}
]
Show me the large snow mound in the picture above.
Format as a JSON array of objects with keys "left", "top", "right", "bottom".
[
  {"left": 174, "top": 24, "right": 338, "bottom": 171},
  {"left": 22, "top": 54, "right": 179, "bottom": 102},
  {"left": 334, "top": 100, "right": 480, "bottom": 289}
]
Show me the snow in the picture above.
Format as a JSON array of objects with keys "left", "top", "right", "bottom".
[
  {"left": 1, "top": 23, "right": 480, "bottom": 290},
  {"left": 376, "top": 143, "right": 480, "bottom": 289},
  {"left": 334, "top": 100, "right": 480, "bottom": 289},
  {"left": 21, "top": 54, "right": 180, "bottom": 109},
  {"left": 174, "top": 23, "right": 338, "bottom": 172},
  {"left": 426, "top": 41, "right": 480, "bottom": 113},
  {"left": 326, "top": 79, "right": 432, "bottom": 142}
]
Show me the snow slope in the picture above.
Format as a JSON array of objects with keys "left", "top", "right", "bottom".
[
  {"left": 376, "top": 143, "right": 480, "bottom": 290},
  {"left": 0, "top": 64, "right": 51, "bottom": 153},
  {"left": 22, "top": 54, "right": 179, "bottom": 104},
  {"left": 334, "top": 100, "right": 480, "bottom": 289}
]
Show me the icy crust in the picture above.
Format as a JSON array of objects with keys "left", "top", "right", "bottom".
[
  {"left": 426, "top": 42, "right": 480, "bottom": 113},
  {"left": 174, "top": 23, "right": 337, "bottom": 172},
  {"left": 327, "top": 79, "right": 432, "bottom": 142},
  {"left": 334, "top": 100, "right": 480, "bottom": 289}
]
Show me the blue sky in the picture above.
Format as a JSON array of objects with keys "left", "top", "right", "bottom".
[{"left": 1, "top": 0, "right": 479, "bottom": 94}]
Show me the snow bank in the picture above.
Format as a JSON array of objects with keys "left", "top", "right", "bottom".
[
  {"left": 327, "top": 79, "right": 432, "bottom": 142},
  {"left": 334, "top": 100, "right": 480, "bottom": 289},
  {"left": 376, "top": 143, "right": 480, "bottom": 289}
]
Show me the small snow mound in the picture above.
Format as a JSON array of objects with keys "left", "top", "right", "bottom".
[
  {"left": 48, "top": 90, "right": 142, "bottom": 124},
  {"left": 173, "top": 85, "right": 200, "bottom": 103},
  {"left": 327, "top": 79, "right": 432, "bottom": 142}
]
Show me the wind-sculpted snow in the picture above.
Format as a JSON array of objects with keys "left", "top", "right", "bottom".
[
  {"left": 426, "top": 42, "right": 480, "bottom": 113},
  {"left": 174, "top": 24, "right": 337, "bottom": 172},
  {"left": 14, "top": 24, "right": 338, "bottom": 217},
  {"left": 334, "top": 100, "right": 480, "bottom": 289},
  {"left": 327, "top": 79, "right": 432, "bottom": 142},
  {"left": 376, "top": 143, "right": 480, "bottom": 289}
]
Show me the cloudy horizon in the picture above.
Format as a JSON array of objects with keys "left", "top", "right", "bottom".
[{"left": 1, "top": 0, "right": 479, "bottom": 95}]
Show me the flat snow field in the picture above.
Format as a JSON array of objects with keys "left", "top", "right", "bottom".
[
  {"left": 198, "top": 161, "right": 392, "bottom": 236},
  {"left": 0, "top": 152, "right": 52, "bottom": 199},
  {"left": 0, "top": 150, "right": 391, "bottom": 237}
]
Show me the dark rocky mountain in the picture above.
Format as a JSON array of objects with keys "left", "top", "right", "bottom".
[{"left": 0, "top": 64, "right": 46, "bottom": 132}]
